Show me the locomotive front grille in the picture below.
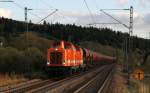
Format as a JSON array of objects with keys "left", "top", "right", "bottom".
[{"left": 50, "top": 52, "right": 63, "bottom": 64}]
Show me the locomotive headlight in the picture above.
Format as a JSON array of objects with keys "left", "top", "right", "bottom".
[
  {"left": 47, "top": 61, "right": 50, "bottom": 65},
  {"left": 63, "top": 60, "right": 65, "bottom": 64}
]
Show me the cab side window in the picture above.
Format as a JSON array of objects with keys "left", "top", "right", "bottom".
[
  {"left": 64, "top": 42, "right": 72, "bottom": 49},
  {"left": 75, "top": 46, "right": 80, "bottom": 51}
]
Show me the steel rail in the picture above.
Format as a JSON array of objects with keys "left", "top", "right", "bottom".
[
  {"left": 74, "top": 65, "right": 113, "bottom": 93},
  {"left": 98, "top": 69, "right": 113, "bottom": 93},
  {"left": 4, "top": 79, "right": 53, "bottom": 93},
  {"left": 26, "top": 65, "right": 108, "bottom": 93},
  {"left": 0, "top": 79, "right": 41, "bottom": 92}
]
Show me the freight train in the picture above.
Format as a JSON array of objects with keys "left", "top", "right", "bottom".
[{"left": 46, "top": 40, "right": 116, "bottom": 74}]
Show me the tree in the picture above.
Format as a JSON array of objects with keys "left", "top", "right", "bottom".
[{"left": 43, "top": 20, "right": 47, "bottom": 25}]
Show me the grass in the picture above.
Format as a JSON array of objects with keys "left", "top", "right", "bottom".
[
  {"left": 0, "top": 74, "right": 27, "bottom": 86},
  {"left": 111, "top": 64, "right": 130, "bottom": 93}
]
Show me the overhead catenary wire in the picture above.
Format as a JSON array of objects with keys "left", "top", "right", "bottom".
[
  {"left": 12, "top": 1, "right": 59, "bottom": 24},
  {"left": 29, "top": 8, "right": 54, "bottom": 11},
  {"left": 42, "top": 0, "right": 55, "bottom": 10},
  {"left": 100, "top": 9, "right": 129, "bottom": 11},
  {"left": 100, "top": 10, "right": 129, "bottom": 29},
  {"left": 12, "top": 2, "right": 23, "bottom": 9},
  {"left": 36, "top": 9, "right": 58, "bottom": 24},
  {"left": 12, "top": 2, "right": 42, "bottom": 20},
  {"left": 83, "top": 0, "right": 96, "bottom": 24},
  {"left": 39, "top": 0, "right": 72, "bottom": 24},
  {"left": 7, "top": 1, "right": 59, "bottom": 41},
  {"left": 12, "top": 1, "right": 59, "bottom": 22},
  {"left": 93, "top": 0, "right": 99, "bottom": 12},
  {"left": 88, "top": 22, "right": 120, "bottom": 25},
  {"left": 149, "top": 32, "right": 150, "bottom": 39},
  {"left": 28, "top": 12, "right": 41, "bottom": 19},
  {"left": 0, "top": 0, "right": 13, "bottom": 2}
]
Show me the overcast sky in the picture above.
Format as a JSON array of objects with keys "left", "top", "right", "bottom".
[{"left": 0, "top": 0, "right": 150, "bottom": 38}]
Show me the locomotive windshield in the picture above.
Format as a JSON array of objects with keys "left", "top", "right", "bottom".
[{"left": 52, "top": 41, "right": 60, "bottom": 48}]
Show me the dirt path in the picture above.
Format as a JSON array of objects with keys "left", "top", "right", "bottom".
[
  {"left": 109, "top": 64, "right": 130, "bottom": 93},
  {"left": 138, "top": 81, "right": 149, "bottom": 93},
  {"left": 0, "top": 74, "right": 26, "bottom": 86}
]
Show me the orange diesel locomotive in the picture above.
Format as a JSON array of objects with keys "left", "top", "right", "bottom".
[{"left": 46, "top": 40, "right": 115, "bottom": 74}]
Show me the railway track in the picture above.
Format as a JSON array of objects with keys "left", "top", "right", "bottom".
[
  {"left": 0, "top": 79, "right": 41, "bottom": 92},
  {"left": 74, "top": 65, "right": 113, "bottom": 93},
  {"left": 0, "top": 79, "right": 53, "bottom": 93},
  {"left": 0, "top": 79, "right": 27, "bottom": 88},
  {"left": 0, "top": 64, "right": 114, "bottom": 93},
  {"left": 26, "top": 64, "right": 114, "bottom": 93}
]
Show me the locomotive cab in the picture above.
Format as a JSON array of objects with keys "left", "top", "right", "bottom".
[
  {"left": 47, "top": 41, "right": 83, "bottom": 67},
  {"left": 47, "top": 41, "right": 64, "bottom": 66}
]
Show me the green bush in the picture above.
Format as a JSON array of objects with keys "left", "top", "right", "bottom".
[
  {"left": 10, "top": 32, "right": 52, "bottom": 53},
  {"left": 0, "top": 47, "right": 46, "bottom": 74},
  {"left": 23, "top": 47, "right": 46, "bottom": 72},
  {"left": 0, "top": 47, "right": 24, "bottom": 73},
  {"left": 0, "top": 32, "right": 50, "bottom": 77}
]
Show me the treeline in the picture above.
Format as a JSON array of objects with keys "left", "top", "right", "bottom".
[
  {"left": 1, "top": 17, "right": 150, "bottom": 62},
  {"left": 0, "top": 17, "right": 150, "bottom": 75},
  {"left": 0, "top": 17, "right": 149, "bottom": 51}
]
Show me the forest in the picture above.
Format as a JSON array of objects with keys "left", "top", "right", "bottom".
[{"left": 0, "top": 17, "right": 150, "bottom": 76}]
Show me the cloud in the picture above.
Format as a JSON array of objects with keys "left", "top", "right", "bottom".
[
  {"left": 143, "top": 13, "right": 150, "bottom": 24},
  {"left": 39, "top": 10, "right": 149, "bottom": 38},
  {"left": 31, "top": 10, "right": 87, "bottom": 24},
  {"left": 73, "top": 11, "right": 149, "bottom": 38},
  {"left": 75, "top": 14, "right": 119, "bottom": 26},
  {"left": 0, "top": 8, "right": 12, "bottom": 18},
  {"left": 75, "top": 12, "right": 137, "bottom": 26},
  {"left": 116, "top": 0, "right": 129, "bottom": 5},
  {"left": 139, "top": 0, "right": 150, "bottom": 7},
  {"left": 116, "top": 0, "right": 150, "bottom": 6}
]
